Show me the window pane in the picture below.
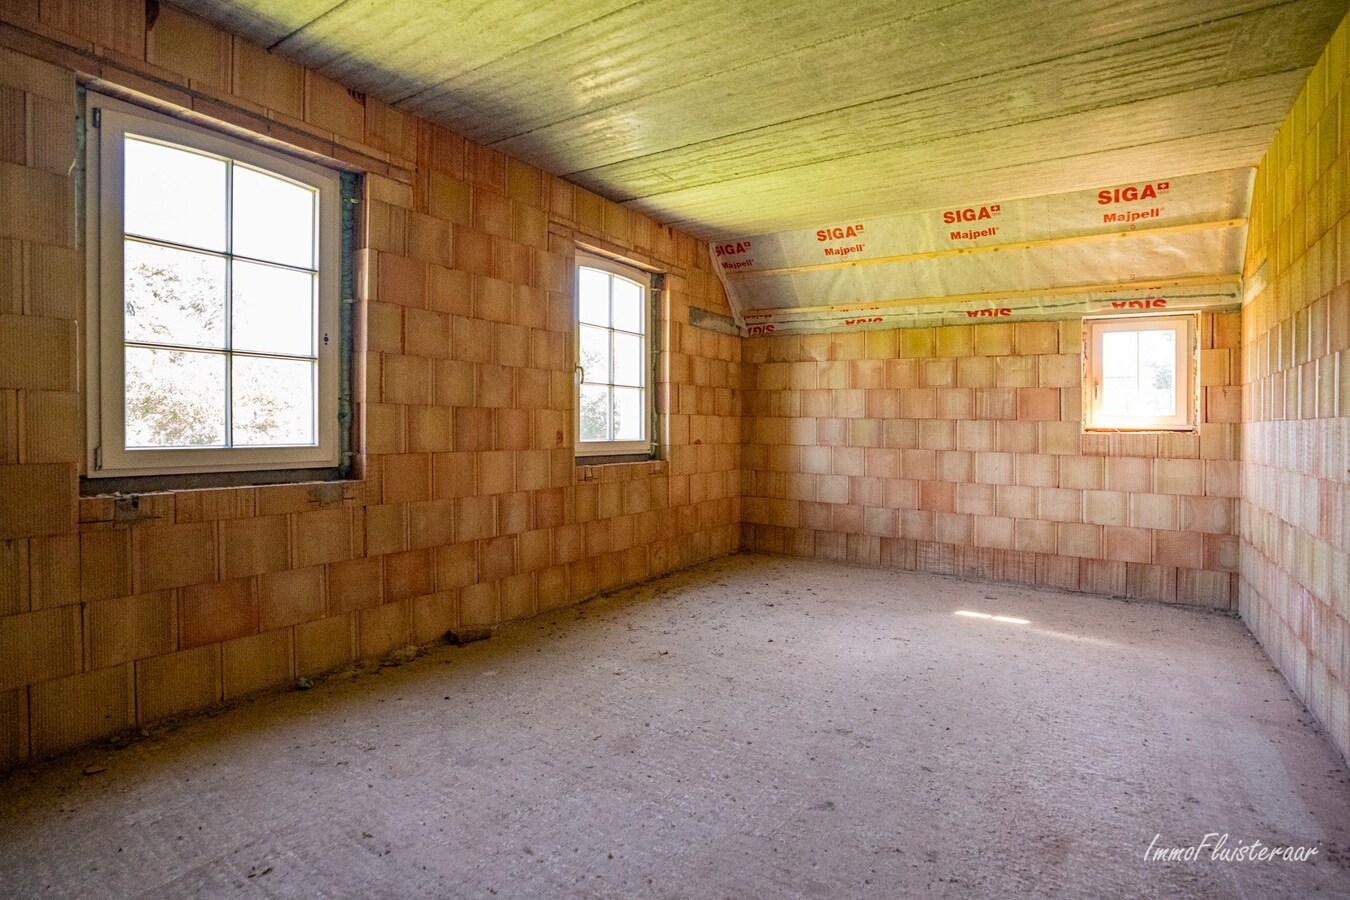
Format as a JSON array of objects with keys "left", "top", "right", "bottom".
[
  {"left": 612, "top": 276, "right": 643, "bottom": 333},
  {"left": 613, "top": 387, "right": 644, "bottom": 441},
  {"left": 232, "top": 356, "right": 316, "bottom": 446},
  {"left": 1100, "top": 332, "right": 1138, "bottom": 379},
  {"left": 1100, "top": 331, "right": 1139, "bottom": 415},
  {"left": 579, "top": 325, "right": 611, "bottom": 383},
  {"left": 124, "top": 137, "right": 226, "bottom": 251},
  {"left": 124, "top": 240, "right": 227, "bottom": 349},
  {"left": 232, "top": 260, "right": 315, "bottom": 356},
  {"left": 579, "top": 384, "right": 610, "bottom": 441},
  {"left": 125, "top": 347, "right": 225, "bottom": 448},
  {"left": 613, "top": 332, "right": 643, "bottom": 387},
  {"left": 1101, "top": 328, "right": 1177, "bottom": 418},
  {"left": 1137, "top": 330, "right": 1176, "bottom": 415},
  {"left": 232, "top": 165, "right": 316, "bottom": 269},
  {"left": 578, "top": 268, "right": 609, "bottom": 326}
]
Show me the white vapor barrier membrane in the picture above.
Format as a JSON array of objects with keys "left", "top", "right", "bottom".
[{"left": 711, "top": 169, "right": 1253, "bottom": 336}]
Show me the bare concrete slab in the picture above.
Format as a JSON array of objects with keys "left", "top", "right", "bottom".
[{"left": 1, "top": 554, "right": 1347, "bottom": 899}]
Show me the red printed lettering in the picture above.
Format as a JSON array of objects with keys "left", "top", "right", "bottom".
[
  {"left": 1097, "top": 182, "right": 1170, "bottom": 205},
  {"left": 816, "top": 224, "right": 865, "bottom": 241},
  {"left": 1102, "top": 208, "right": 1162, "bottom": 225},
  {"left": 942, "top": 204, "right": 1001, "bottom": 224},
  {"left": 1109, "top": 299, "right": 1168, "bottom": 310},
  {"left": 949, "top": 226, "right": 998, "bottom": 241}
]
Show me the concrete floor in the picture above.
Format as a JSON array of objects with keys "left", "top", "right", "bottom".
[{"left": 1, "top": 554, "right": 1348, "bottom": 899}]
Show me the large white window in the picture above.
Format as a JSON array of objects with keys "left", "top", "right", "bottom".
[
  {"left": 85, "top": 94, "right": 341, "bottom": 478},
  {"left": 575, "top": 253, "right": 655, "bottom": 458},
  {"left": 1083, "top": 314, "right": 1196, "bottom": 431}
]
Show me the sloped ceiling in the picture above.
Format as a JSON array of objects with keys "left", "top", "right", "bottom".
[{"left": 180, "top": 0, "right": 1345, "bottom": 241}]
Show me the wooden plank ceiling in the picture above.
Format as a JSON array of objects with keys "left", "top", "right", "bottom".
[{"left": 183, "top": 0, "right": 1346, "bottom": 240}]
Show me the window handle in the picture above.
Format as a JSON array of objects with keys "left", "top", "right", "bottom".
[{"left": 575, "top": 364, "right": 585, "bottom": 384}]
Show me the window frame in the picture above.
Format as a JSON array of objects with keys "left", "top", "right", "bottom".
[
  {"left": 84, "top": 93, "right": 343, "bottom": 479},
  {"left": 574, "top": 251, "right": 659, "bottom": 461},
  {"left": 1082, "top": 312, "right": 1197, "bottom": 432}
]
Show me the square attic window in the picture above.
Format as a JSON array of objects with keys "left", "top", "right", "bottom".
[{"left": 1083, "top": 314, "right": 1196, "bottom": 431}]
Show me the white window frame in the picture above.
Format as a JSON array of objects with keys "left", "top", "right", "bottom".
[
  {"left": 1083, "top": 313, "right": 1196, "bottom": 431},
  {"left": 84, "top": 93, "right": 341, "bottom": 478},
  {"left": 574, "top": 252, "right": 657, "bottom": 459}
]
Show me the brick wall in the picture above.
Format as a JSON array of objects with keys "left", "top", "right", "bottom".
[
  {"left": 740, "top": 315, "right": 1242, "bottom": 605},
  {"left": 0, "top": 1, "right": 740, "bottom": 767},
  {"left": 0, "top": 0, "right": 1345, "bottom": 772},
  {"left": 1240, "top": 16, "right": 1350, "bottom": 761}
]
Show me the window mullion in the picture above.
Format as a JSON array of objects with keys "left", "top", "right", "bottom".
[
  {"left": 121, "top": 234, "right": 318, "bottom": 275},
  {"left": 1176, "top": 320, "right": 1188, "bottom": 423},
  {"left": 223, "top": 159, "right": 235, "bottom": 449},
  {"left": 608, "top": 274, "right": 616, "bottom": 441}
]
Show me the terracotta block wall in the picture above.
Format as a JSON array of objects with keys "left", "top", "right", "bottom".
[
  {"left": 1240, "top": 16, "right": 1350, "bottom": 761},
  {"left": 0, "top": 1, "right": 739, "bottom": 767},
  {"left": 740, "top": 315, "right": 1243, "bottom": 605}
]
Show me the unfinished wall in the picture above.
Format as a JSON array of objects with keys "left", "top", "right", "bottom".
[
  {"left": 741, "top": 315, "right": 1242, "bottom": 605},
  {"left": 0, "top": 1, "right": 739, "bottom": 767},
  {"left": 1240, "top": 16, "right": 1350, "bottom": 761}
]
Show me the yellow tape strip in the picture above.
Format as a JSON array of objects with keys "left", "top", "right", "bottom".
[{"left": 742, "top": 275, "right": 1242, "bottom": 321}]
